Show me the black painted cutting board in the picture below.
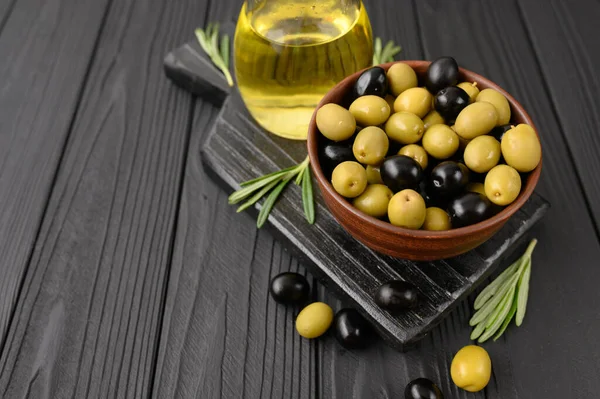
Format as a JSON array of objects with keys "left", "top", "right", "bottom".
[{"left": 164, "top": 37, "right": 550, "bottom": 350}]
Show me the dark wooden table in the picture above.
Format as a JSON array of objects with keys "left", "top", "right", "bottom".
[{"left": 0, "top": 0, "right": 598, "bottom": 397}]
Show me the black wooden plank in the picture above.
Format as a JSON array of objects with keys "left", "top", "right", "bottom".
[
  {"left": 0, "top": 0, "right": 207, "bottom": 396},
  {"left": 0, "top": 0, "right": 111, "bottom": 350},
  {"left": 518, "top": 0, "right": 600, "bottom": 231},
  {"left": 153, "top": 2, "right": 317, "bottom": 398}
]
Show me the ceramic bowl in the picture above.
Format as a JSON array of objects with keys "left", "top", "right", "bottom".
[{"left": 307, "top": 60, "right": 542, "bottom": 260}]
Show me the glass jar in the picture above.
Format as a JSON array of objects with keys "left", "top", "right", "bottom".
[{"left": 233, "top": 0, "right": 373, "bottom": 140}]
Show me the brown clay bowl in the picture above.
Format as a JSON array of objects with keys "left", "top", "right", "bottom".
[{"left": 307, "top": 60, "right": 542, "bottom": 261}]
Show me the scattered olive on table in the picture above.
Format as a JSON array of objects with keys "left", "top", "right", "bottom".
[
  {"left": 405, "top": 378, "right": 444, "bottom": 399},
  {"left": 269, "top": 272, "right": 310, "bottom": 305},
  {"left": 333, "top": 308, "right": 372, "bottom": 349},
  {"left": 450, "top": 345, "right": 492, "bottom": 392},
  {"left": 295, "top": 302, "right": 334, "bottom": 339},
  {"left": 316, "top": 56, "right": 541, "bottom": 230},
  {"left": 374, "top": 280, "right": 419, "bottom": 311}
]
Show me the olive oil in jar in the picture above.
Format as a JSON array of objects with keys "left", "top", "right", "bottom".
[{"left": 234, "top": 0, "right": 373, "bottom": 140}]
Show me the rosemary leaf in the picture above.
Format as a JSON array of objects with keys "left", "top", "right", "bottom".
[
  {"left": 474, "top": 259, "right": 521, "bottom": 310},
  {"left": 236, "top": 178, "right": 280, "bottom": 213},
  {"left": 302, "top": 167, "right": 315, "bottom": 224},
  {"left": 493, "top": 294, "right": 518, "bottom": 341},
  {"left": 220, "top": 34, "right": 230, "bottom": 68},
  {"left": 240, "top": 165, "right": 297, "bottom": 187},
  {"left": 373, "top": 37, "right": 382, "bottom": 65},
  {"left": 470, "top": 321, "right": 487, "bottom": 341},
  {"left": 469, "top": 272, "right": 519, "bottom": 326},
  {"left": 257, "top": 178, "right": 292, "bottom": 228},
  {"left": 479, "top": 285, "right": 517, "bottom": 343},
  {"left": 516, "top": 258, "right": 532, "bottom": 326},
  {"left": 295, "top": 166, "right": 306, "bottom": 186},
  {"left": 228, "top": 172, "right": 289, "bottom": 204}
]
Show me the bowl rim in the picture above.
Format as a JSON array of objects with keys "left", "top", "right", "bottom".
[{"left": 307, "top": 60, "right": 542, "bottom": 239}]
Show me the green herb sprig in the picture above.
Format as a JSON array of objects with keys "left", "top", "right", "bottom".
[
  {"left": 470, "top": 239, "right": 538, "bottom": 343},
  {"left": 228, "top": 156, "right": 314, "bottom": 228},
  {"left": 372, "top": 37, "right": 402, "bottom": 65},
  {"left": 195, "top": 23, "right": 234, "bottom": 87}
]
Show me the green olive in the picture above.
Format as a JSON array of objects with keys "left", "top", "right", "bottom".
[
  {"left": 366, "top": 165, "right": 383, "bottom": 184},
  {"left": 464, "top": 135, "right": 501, "bottom": 173},
  {"left": 353, "top": 184, "right": 393, "bottom": 218},
  {"left": 384, "top": 112, "right": 425, "bottom": 144},
  {"left": 501, "top": 124, "right": 541, "bottom": 172},
  {"left": 454, "top": 102, "right": 498, "bottom": 139},
  {"left": 467, "top": 182, "right": 486, "bottom": 197},
  {"left": 331, "top": 161, "right": 368, "bottom": 198},
  {"left": 388, "top": 189, "right": 426, "bottom": 229},
  {"left": 352, "top": 126, "right": 389, "bottom": 165},
  {"left": 451, "top": 345, "right": 492, "bottom": 392},
  {"left": 457, "top": 81, "right": 480, "bottom": 103},
  {"left": 458, "top": 134, "right": 471, "bottom": 152},
  {"left": 398, "top": 144, "right": 429, "bottom": 170},
  {"left": 423, "top": 207, "right": 451, "bottom": 231},
  {"left": 316, "top": 103, "right": 357, "bottom": 141},
  {"left": 423, "top": 109, "right": 445, "bottom": 130},
  {"left": 393, "top": 87, "right": 432, "bottom": 118},
  {"left": 385, "top": 94, "right": 396, "bottom": 110},
  {"left": 422, "top": 124, "right": 459, "bottom": 159},
  {"left": 484, "top": 164, "right": 521, "bottom": 206},
  {"left": 295, "top": 302, "right": 334, "bottom": 339},
  {"left": 386, "top": 63, "right": 418, "bottom": 96},
  {"left": 476, "top": 88, "right": 511, "bottom": 125},
  {"left": 349, "top": 95, "right": 391, "bottom": 126}
]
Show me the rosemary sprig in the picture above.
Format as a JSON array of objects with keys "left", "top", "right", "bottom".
[
  {"left": 470, "top": 239, "right": 538, "bottom": 343},
  {"left": 372, "top": 37, "right": 402, "bottom": 65},
  {"left": 195, "top": 23, "right": 234, "bottom": 87},
  {"left": 229, "top": 156, "right": 315, "bottom": 228}
]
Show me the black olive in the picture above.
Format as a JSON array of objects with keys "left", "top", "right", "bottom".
[
  {"left": 418, "top": 181, "right": 448, "bottom": 209},
  {"left": 333, "top": 308, "right": 372, "bottom": 349},
  {"left": 374, "top": 280, "right": 418, "bottom": 311},
  {"left": 434, "top": 86, "right": 470, "bottom": 121},
  {"left": 428, "top": 161, "right": 469, "bottom": 198},
  {"left": 425, "top": 56, "right": 459, "bottom": 94},
  {"left": 489, "top": 124, "right": 513, "bottom": 142},
  {"left": 269, "top": 272, "right": 310, "bottom": 305},
  {"left": 387, "top": 139, "right": 403, "bottom": 157},
  {"left": 447, "top": 192, "right": 493, "bottom": 228},
  {"left": 405, "top": 378, "right": 444, "bottom": 399},
  {"left": 352, "top": 66, "right": 388, "bottom": 98},
  {"left": 380, "top": 155, "right": 424, "bottom": 193},
  {"left": 319, "top": 138, "right": 355, "bottom": 177}
]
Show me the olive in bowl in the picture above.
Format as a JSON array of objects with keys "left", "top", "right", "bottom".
[{"left": 307, "top": 60, "right": 542, "bottom": 260}]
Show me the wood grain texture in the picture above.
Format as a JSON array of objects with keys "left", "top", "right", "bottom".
[
  {"left": 0, "top": 0, "right": 111, "bottom": 350},
  {"left": 518, "top": 0, "right": 600, "bottom": 230},
  {"left": 153, "top": 2, "right": 317, "bottom": 399},
  {"left": 0, "top": 0, "right": 207, "bottom": 396}
]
